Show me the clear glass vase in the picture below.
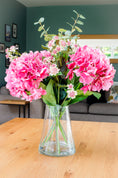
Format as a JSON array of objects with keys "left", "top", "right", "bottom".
[{"left": 39, "top": 104, "right": 75, "bottom": 157}]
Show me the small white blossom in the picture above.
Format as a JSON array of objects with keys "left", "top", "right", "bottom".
[
  {"left": 67, "top": 89, "right": 77, "bottom": 99},
  {"left": 49, "top": 64, "right": 60, "bottom": 76}
]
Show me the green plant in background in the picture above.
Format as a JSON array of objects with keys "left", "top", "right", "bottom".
[{"left": 34, "top": 10, "right": 86, "bottom": 42}]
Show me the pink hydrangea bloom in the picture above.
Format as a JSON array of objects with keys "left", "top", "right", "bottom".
[
  {"left": 5, "top": 51, "right": 49, "bottom": 101},
  {"left": 67, "top": 45, "right": 116, "bottom": 92},
  {"left": 40, "top": 50, "right": 51, "bottom": 57}
]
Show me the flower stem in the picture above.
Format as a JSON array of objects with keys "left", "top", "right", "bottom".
[
  {"left": 42, "top": 122, "right": 55, "bottom": 145},
  {"left": 55, "top": 116, "right": 60, "bottom": 154}
]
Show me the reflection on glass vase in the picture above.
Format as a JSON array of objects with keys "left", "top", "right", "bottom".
[{"left": 39, "top": 104, "right": 75, "bottom": 157}]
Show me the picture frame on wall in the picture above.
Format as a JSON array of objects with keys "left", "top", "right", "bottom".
[
  {"left": 0, "top": 43, "right": 5, "bottom": 53},
  {"left": 12, "top": 23, "right": 17, "bottom": 38},
  {"left": 5, "top": 24, "right": 11, "bottom": 42}
]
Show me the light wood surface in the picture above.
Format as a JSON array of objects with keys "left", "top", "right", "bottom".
[
  {"left": 110, "top": 58, "right": 118, "bottom": 63},
  {"left": 0, "top": 118, "right": 118, "bottom": 178},
  {"left": 0, "top": 100, "right": 29, "bottom": 105},
  {"left": 79, "top": 34, "right": 118, "bottom": 39}
]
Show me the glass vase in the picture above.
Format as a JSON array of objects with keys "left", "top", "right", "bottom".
[{"left": 39, "top": 104, "right": 75, "bottom": 157}]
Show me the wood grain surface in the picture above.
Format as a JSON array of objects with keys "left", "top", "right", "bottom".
[
  {"left": 0, "top": 118, "right": 118, "bottom": 178},
  {"left": 0, "top": 100, "right": 29, "bottom": 105}
]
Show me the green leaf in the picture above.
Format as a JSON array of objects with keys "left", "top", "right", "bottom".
[
  {"left": 73, "top": 10, "right": 79, "bottom": 15},
  {"left": 62, "top": 99, "right": 71, "bottom": 106},
  {"left": 79, "top": 14, "right": 86, "bottom": 19},
  {"left": 41, "top": 45, "right": 49, "bottom": 50},
  {"left": 71, "top": 17, "right": 75, "bottom": 21},
  {"left": 58, "top": 71, "right": 63, "bottom": 76},
  {"left": 77, "top": 90, "right": 84, "bottom": 96},
  {"left": 38, "top": 82, "right": 46, "bottom": 90},
  {"left": 66, "top": 22, "right": 73, "bottom": 27},
  {"left": 58, "top": 28, "right": 67, "bottom": 33},
  {"left": 71, "top": 29, "right": 75, "bottom": 33},
  {"left": 75, "top": 26, "right": 82, "bottom": 33},
  {"left": 77, "top": 20, "right": 84, "bottom": 25},
  {"left": 92, "top": 92, "right": 101, "bottom": 99},
  {"left": 75, "top": 83, "right": 83, "bottom": 90},
  {"left": 40, "top": 31, "right": 46, "bottom": 38},
  {"left": 34, "top": 21, "right": 39, "bottom": 25},
  {"left": 38, "top": 25, "right": 44, "bottom": 32},
  {"left": 38, "top": 17, "right": 45, "bottom": 23},
  {"left": 46, "top": 27, "right": 50, "bottom": 32},
  {"left": 25, "top": 90, "right": 31, "bottom": 95},
  {"left": 69, "top": 96, "right": 87, "bottom": 105},
  {"left": 42, "top": 79, "right": 56, "bottom": 106}
]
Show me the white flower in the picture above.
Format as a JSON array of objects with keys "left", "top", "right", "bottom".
[
  {"left": 65, "top": 30, "right": 71, "bottom": 36},
  {"left": 67, "top": 84, "right": 74, "bottom": 90},
  {"left": 10, "top": 46, "right": 16, "bottom": 53},
  {"left": 49, "top": 64, "right": 60, "bottom": 76},
  {"left": 38, "top": 17, "right": 44, "bottom": 23},
  {"left": 67, "top": 89, "right": 77, "bottom": 99}
]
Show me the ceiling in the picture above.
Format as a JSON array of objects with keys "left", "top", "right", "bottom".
[{"left": 16, "top": 0, "right": 118, "bottom": 7}]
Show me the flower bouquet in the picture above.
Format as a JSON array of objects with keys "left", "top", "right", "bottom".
[{"left": 5, "top": 10, "right": 115, "bottom": 156}]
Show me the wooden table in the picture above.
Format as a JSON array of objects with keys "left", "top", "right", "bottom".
[
  {"left": 0, "top": 118, "right": 118, "bottom": 178},
  {"left": 0, "top": 100, "right": 30, "bottom": 118}
]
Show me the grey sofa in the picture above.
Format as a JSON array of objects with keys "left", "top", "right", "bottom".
[
  {"left": 69, "top": 92, "right": 118, "bottom": 123},
  {"left": 0, "top": 86, "right": 118, "bottom": 124}
]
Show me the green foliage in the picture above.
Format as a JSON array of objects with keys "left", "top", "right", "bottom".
[
  {"left": 38, "top": 82, "right": 46, "bottom": 90},
  {"left": 75, "top": 26, "right": 82, "bottom": 33},
  {"left": 33, "top": 10, "right": 102, "bottom": 107},
  {"left": 42, "top": 79, "right": 56, "bottom": 106},
  {"left": 92, "top": 92, "right": 101, "bottom": 99},
  {"left": 69, "top": 96, "right": 88, "bottom": 105},
  {"left": 35, "top": 9, "right": 86, "bottom": 41},
  {"left": 58, "top": 28, "right": 67, "bottom": 33},
  {"left": 66, "top": 10, "right": 85, "bottom": 35},
  {"left": 38, "top": 25, "right": 44, "bottom": 32},
  {"left": 79, "top": 14, "right": 86, "bottom": 19},
  {"left": 25, "top": 90, "right": 31, "bottom": 96},
  {"left": 41, "top": 45, "right": 49, "bottom": 50}
]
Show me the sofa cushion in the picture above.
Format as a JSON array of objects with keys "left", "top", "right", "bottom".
[
  {"left": 89, "top": 103, "right": 118, "bottom": 115},
  {"left": 0, "top": 86, "right": 10, "bottom": 95},
  {"left": 69, "top": 102, "right": 89, "bottom": 114}
]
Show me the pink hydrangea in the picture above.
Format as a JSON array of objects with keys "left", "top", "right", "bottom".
[
  {"left": 67, "top": 45, "right": 116, "bottom": 92},
  {"left": 5, "top": 51, "right": 49, "bottom": 101}
]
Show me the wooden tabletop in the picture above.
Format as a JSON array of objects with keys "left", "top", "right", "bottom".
[
  {"left": 0, "top": 118, "right": 118, "bottom": 178},
  {"left": 0, "top": 100, "right": 29, "bottom": 105}
]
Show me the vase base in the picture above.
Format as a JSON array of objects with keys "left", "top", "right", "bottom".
[{"left": 39, "top": 141, "right": 75, "bottom": 157}]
